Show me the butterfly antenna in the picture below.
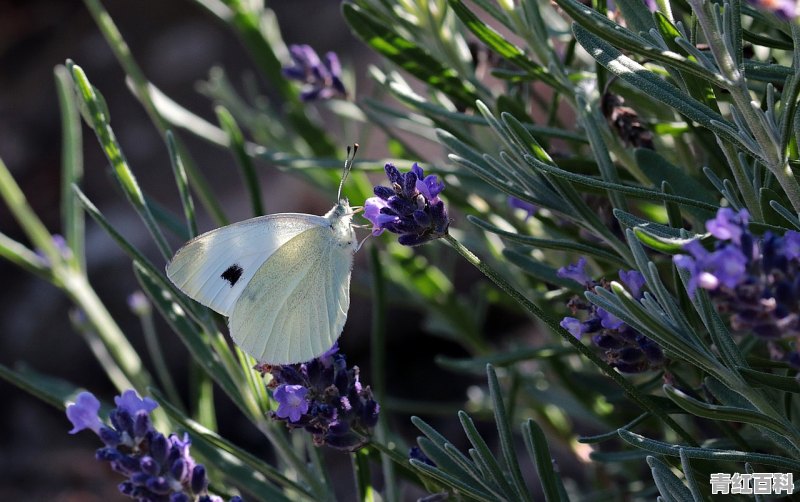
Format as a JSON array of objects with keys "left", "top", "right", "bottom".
[{"left": 337, "top": 143, "right": 358, "bottom": 202}]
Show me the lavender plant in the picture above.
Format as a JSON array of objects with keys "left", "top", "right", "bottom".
[{"left": 2, "top": 0, "right": 800, "bottom": 500}]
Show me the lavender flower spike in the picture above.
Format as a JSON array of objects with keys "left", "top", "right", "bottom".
[
  {"left": 66, "top": 389, "right": 242, "bottom": 501},
  {"left": 263, "top": 346, "right": 380, "bottom": 451},
  {"left": 364, "top": 163, "right": 450, "bottom": 246},
  {"left": 283, "top": 44, "right": 346, "bottom": 101}
]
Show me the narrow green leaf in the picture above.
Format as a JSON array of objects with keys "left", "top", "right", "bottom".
[
  {"left": 527, "top": 155, "right": 720, "bottom": 212},
  {"left": 409, "top": 459, "right": 495, "bottom": 501},
  {"left": 571, "top": 25, "right": 750, "bottom": 154},
  {"left": 68, "top": 61, "right": 173, "bottom": 261},
  {"left": 215, "top": 106, "right": 264, "bottom": 217},
  {"left": 448, "top": 0, "right": 566, "bottom": 92},
  {"left": 664, "top": 384, "right": 793, "bottom": 437},
  {"left": 576, "top": 95, "right": 627, "bottom": 211},
  {"left": 0, "top": 362, "right": 81, "bottom": 410},
  {"left": 458, "top": 411, "right": 517, "bottom": 499},
  {"left": 522, "top": 419, "right": 568, "bottom": 502},
  {"left": 554, "top": 0, "right": 728, "bottom": 86},
  {"left": 647, "top": 456, "right": 694, "bottom": 502},
  {"left": 166, "top": 131, "right": 199, "bottom": 239},
  {"left": 343, "top": 3, "right": 480, "bottom": 109},
  {"left": 469, "top": 215, "right": 627, "bottom": 265},
  {"left": 619, "top": 429, "right": 800, "bottom": 471},
  {"left": 55, "top": 65, "right": 85, "bottom": 271},
  {"left": 739, "top": 367, "right": 800, "bottom": 393},
  {"left": 487, "top": 365, "right": 531, "bottom": 502},
  {"left": 578, "top": 413, "right": 651, "bottom": 444},
  {"left": 678, "top": 449, "right": 704, "bottom": 501},
  {"left": 436, "top": 346, "right": 572, "bottom": 373},
  {"left": 615, "top": 209, "right": 688, "bottom": 238},
  {"left": 0, "top": 232, "right": 51, "bottom": 281},
  {"left": 768, "top": 200, "right": 800, "bottom": 230},
  {"left": 635, "top": 149, "right": 717, "bottom": 209}
]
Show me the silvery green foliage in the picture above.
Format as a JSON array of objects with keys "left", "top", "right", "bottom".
[{"left": 2, "top": 0, "right": 800, "bottom": 500}]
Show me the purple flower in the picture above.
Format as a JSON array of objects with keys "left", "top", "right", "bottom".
[
  {"left": 67, "top": 392, "right": 103, "bottom": 434},
  {"left": 561, "top": 270, "right": 664, "bottom": 373},
  {"left": 363, "top": 197, "right": 395, "bottom": 236},
  {"left": 508, "top": 197, "right": 537, "bottom": 221},
  {"left": 273, "top": 385, "right": 309, "bottom": 422},
  {"left": 674, "top": 239, "right": 748, "bottom": 295},
  {"left": 746, "top": 0, "right": 797, "bottom": 19},
  {"left": 114, "top": 389, "right": 158, "bottom": 416},
  {"left": 597, "top": 308, "right": 624, "bottom": 330},
  {"left": 557, "top": 257, "right": 591, "bottom": 285},
  {"left": 365, "top": 163, "right": 449, "bottom": 246},
  {"left": 264, "top": 348, "right": 379, "bottom": 451},
  {"left": 411, "top": 163, "right": 445, "bottom": 200},
  {"left": 66, "top": 390, "right": 239, "bottom": 501},
  {"left": 283, "top": 44, "right": 346, "bottom": 101},
  {"left": 708, "top": 245, "right": 748, "bottom": 289},
  {"left": 560, "top": 317, "right": 586, "bottom": 338},
  {"left": 783, "top": 231, "right": 800, "bottom": 260},
  {"left": 619, "top": 269, "right": 646, "bottom": 298},
  {"left": 127, "top": 291, "right": 151, "bottom": 316},
  {"left": 706, "top": 208, "right": 748, "bottom": 244}
]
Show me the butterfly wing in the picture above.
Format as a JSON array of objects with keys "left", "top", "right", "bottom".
[
  {"left": 230, "top": 224, "right": 354, "bottom": 364},
  {"left": 166, "top": 213, "right": 327, "bottom": 316}
]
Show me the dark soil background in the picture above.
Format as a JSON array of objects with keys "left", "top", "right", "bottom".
[{"left": 0, "top": 1, "right": 501, "bottom": 499}]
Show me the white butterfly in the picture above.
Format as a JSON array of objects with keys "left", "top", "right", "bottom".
[{"left": 166, "top": 148, "right": 359, "bottom": 365}]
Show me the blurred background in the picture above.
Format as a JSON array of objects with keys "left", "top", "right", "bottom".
[{"left": 0, "top": 0, "right": 523, "bottom": 498}]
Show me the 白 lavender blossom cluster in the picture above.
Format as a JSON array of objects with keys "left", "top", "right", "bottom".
[
  {"left": 364, "top": 163, "right": 449, "bottom": 246},
  {"left": 674, "top": 208, "right": 800, "bottom": 365},
  {"left": 260, "top": 344, "right": 379, "bottom": 451},
  {"left": 559, "top": 259, "right": 665, "bottom": 373},
  {"left": 66, "top": 390, "right": 241, "bottom": 502}
]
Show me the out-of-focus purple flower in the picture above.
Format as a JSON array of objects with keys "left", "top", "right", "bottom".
[
  {"left": 559, "top": 317, "right": 586, "bottom": 338},
  {"left": 67, "top": 392, "right": 103, "bottom": 435},
  {"left": 673, "top": 207, "right": 800, "bottom": 365},
  {"left": 706, "top": 208, "right": 748, "bottom": 244},
  {"left": 274, "top": 385, "right": 309, "bottom": 422},
  {"left": 364, "top": 163, "right": 449, "bottom": 246},
  {"left": 66, "top": 390, "right": 240, "bottom": 502},
  {"left": 618, "top": 269, "right": 646, "bottom": 298},
  {"left": 746, "top": 0, "right": 797, "bottom": 19},
  {"left": 562, "top": 270, "right": 664, "bottom": 373},
  {"left": 675, "top": 239, "right": 747, "bottom": 296},
  {"left": 35, "top": 234, "right": 73, "bottom": 266},
  {"left": 508, "top": 197, "right": 537, "bottom": 221},
  {"left": 127, "top": 291, "right": 151, "bottom": 316},
  {"left": 557, "top": 257, "right": 591, "bottom": 286},
  {"left": 263, "top": 348, "right": 380, "bottom": 451},
  {"left": 283, "top": 44, "right": 346, "bottom": 101}
]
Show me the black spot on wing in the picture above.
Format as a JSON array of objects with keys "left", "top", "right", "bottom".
[{"left": 221, "top": 264, "right": 244, "bottom": 286}]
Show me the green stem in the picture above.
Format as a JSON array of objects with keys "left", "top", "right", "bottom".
[
  {"left": 139, "top": 305, "right": 184, "bottom": 412},
  {"left": 442, "top": 234, "right": 697, "bottom": 445},
  {"left": 81, "top": 0, "right": 229, "bottom": 225},
  {"left": 62, "top": 271, "right": 151, "bottom": 392},
  {"left": 369, "top": 245, "right": 399, "bottom": 502}
]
